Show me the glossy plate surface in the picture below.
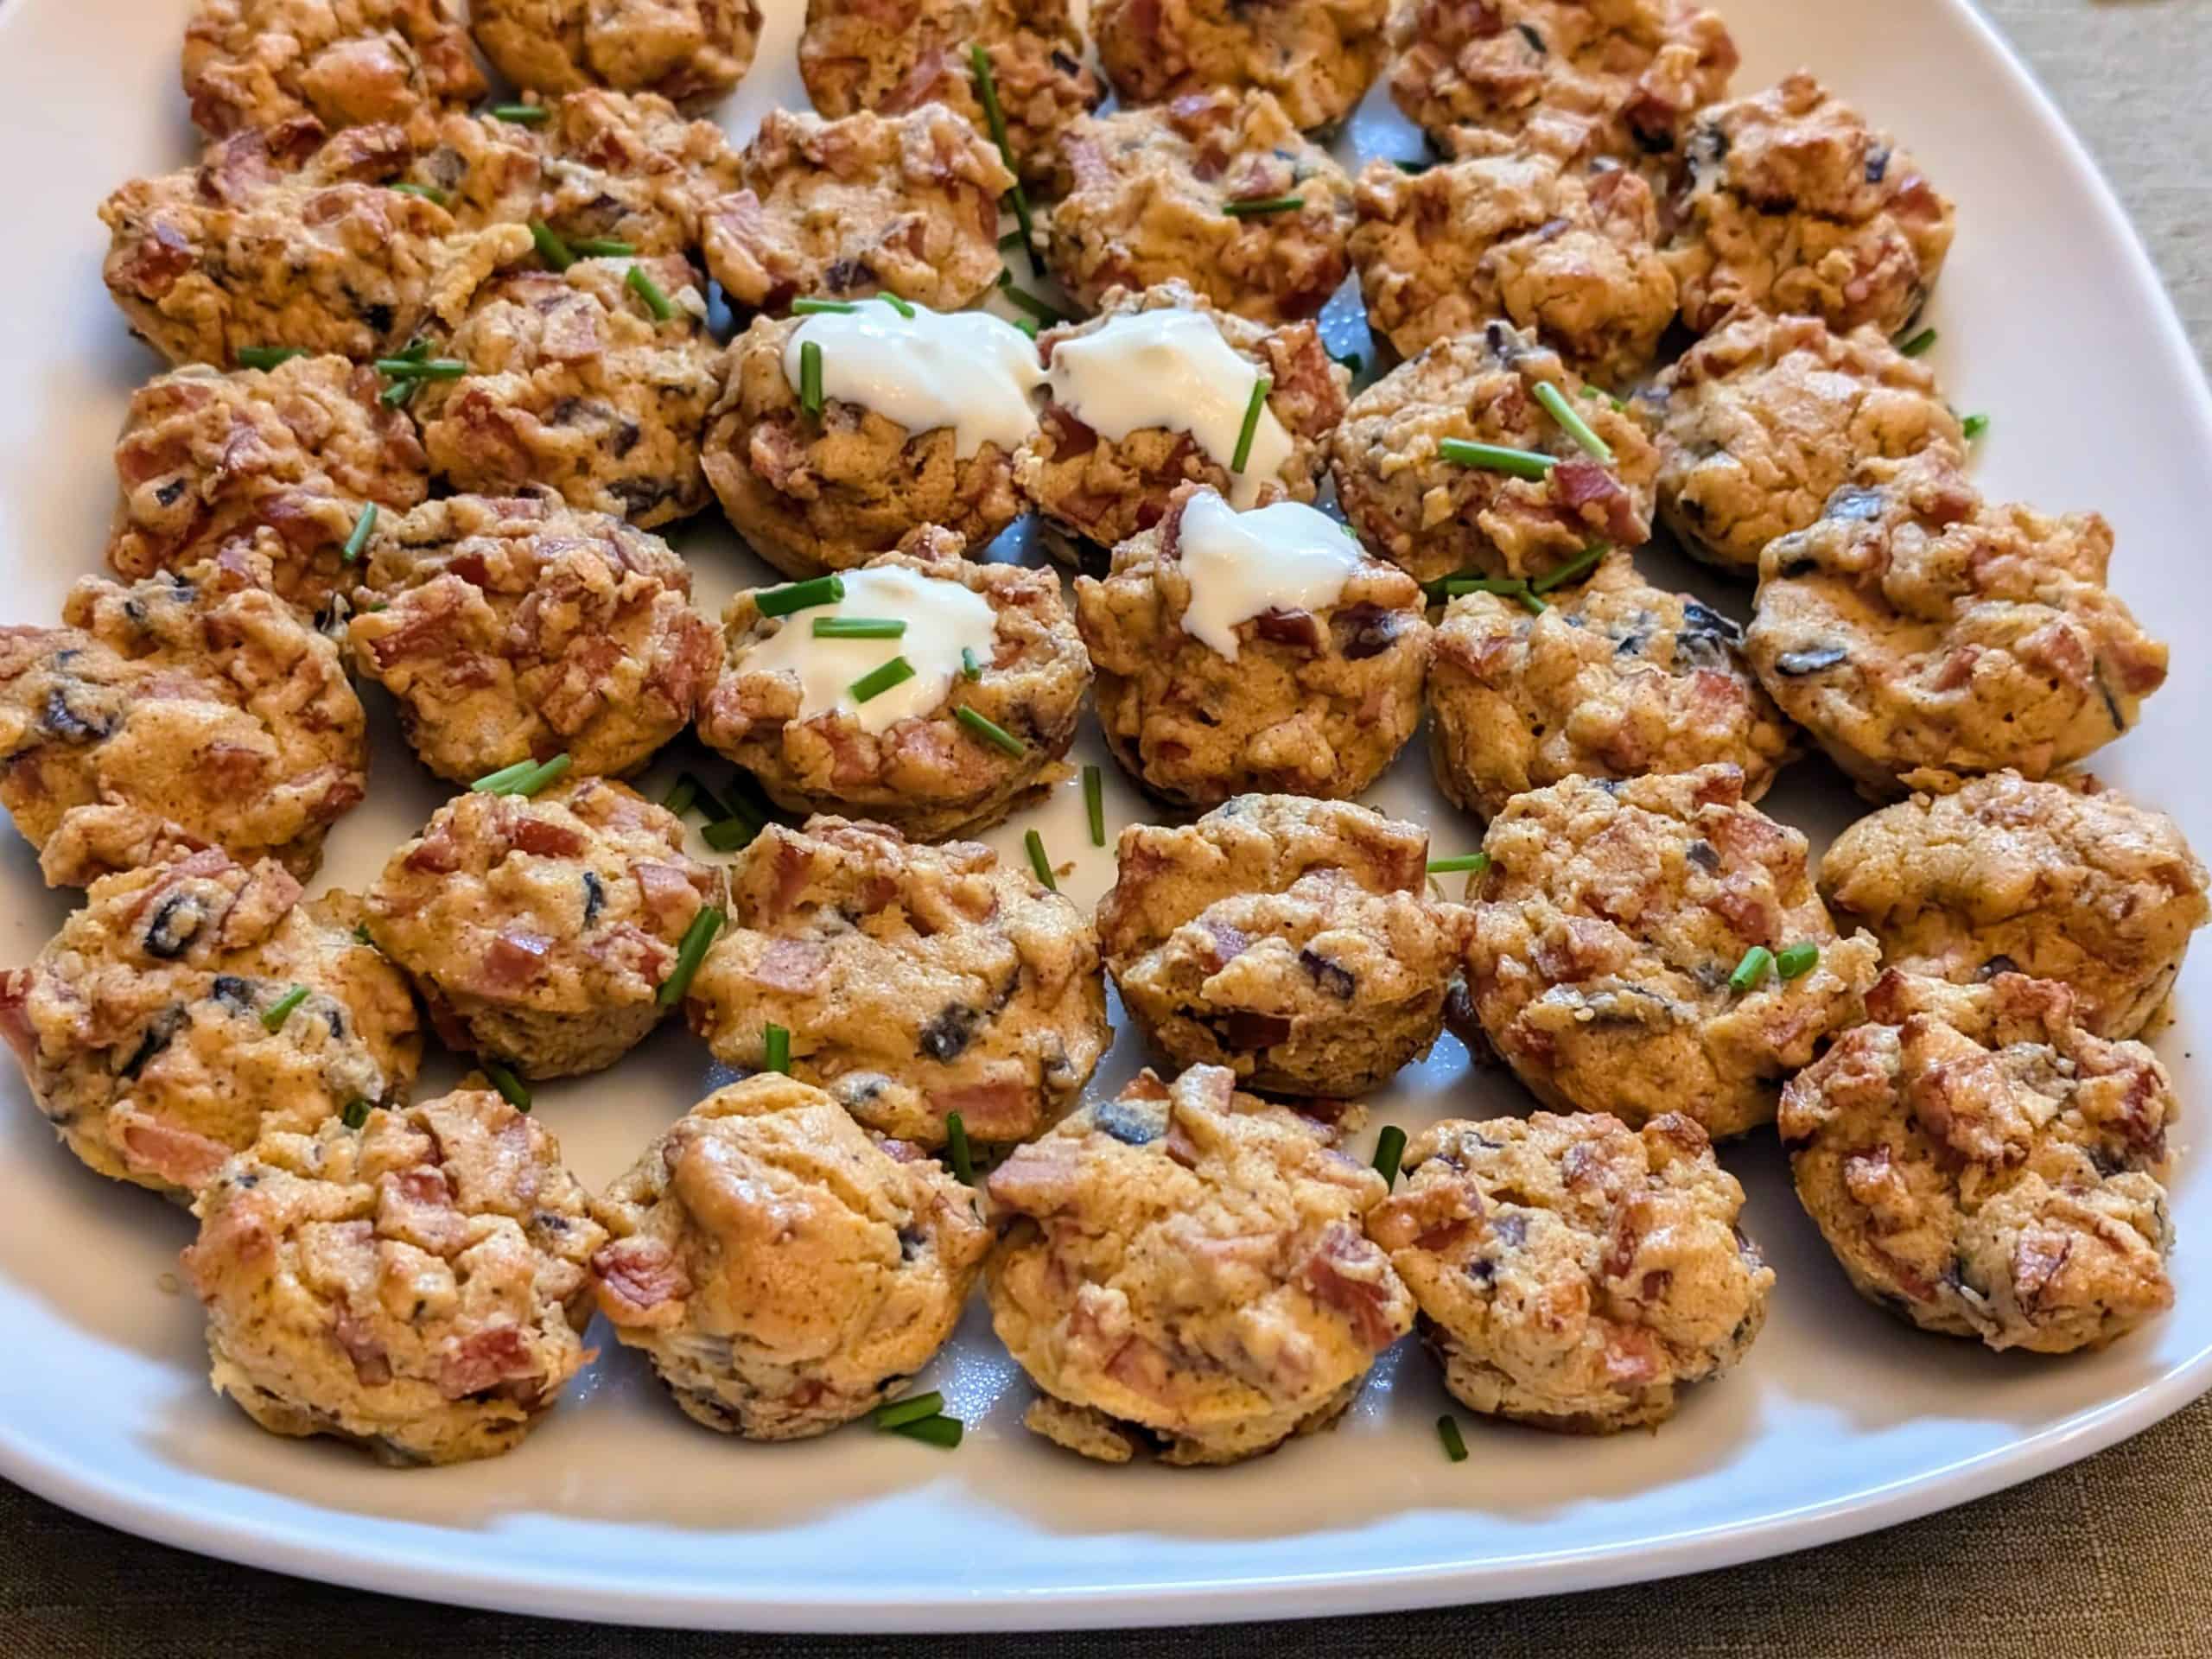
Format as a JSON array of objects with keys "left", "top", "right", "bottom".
[{"left": 0, "top": 0, "right": 2206, "bottom": 1630}]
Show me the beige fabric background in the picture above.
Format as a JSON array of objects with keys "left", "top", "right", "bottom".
[{"left": 6, "top": 2, "right": 2209, "bottom": 1653}]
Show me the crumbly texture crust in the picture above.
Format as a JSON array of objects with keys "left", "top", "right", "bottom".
[
  {"left": 1369, "top": 1110, "right": 1771, "bottom": 1432},
  {"left": 1386, "top": 0, "right": 1737, "bottom": 162},
  {"left": 1664, "top": 72, "right": 1956, "bottom": 336},
  {"left": 686, "top": 817, "right": 1108, "bottom": 1147},
  {"left": 702, "top": 106, "right": 1014, "bottom": 314},
  {"left": 365, "top": 777, "right": 716, "bottom": 1076},
  {"left": 1744, "top": 454, "right": 2169, "bottom": 796},
  {"left": 414, "top": 257, "right": 722, "bottom": 527},
  {"left": 1328, "top": 323, "right": 1656, "bottom": 586},
  {"left": 0, "top": 563, "right": 365, "bottom": 888},
  {"left": 1091, "top": 0, "right": 1388, "bottom": 135},
  {"left": 183, "top": 1090, "right": 604, "bottom": 1464},
  {"left": 1778, "top": 970, "right": 2176, "bottom": 1355},
  {"left": 1465, "top": 765, "right": 1882, "bottom": 1138},
  {"left": 703, "top": 313, "right": 1029, "bottom": 578},
  {"left": 472, "top": 0, "right": 762, "bottom": 107},
  {"left": 986, "top": 1065, "right": 1413, "bottom": 1465},
  {"left": 1350, "top": 135, "right": 1674, "bottom": 382},
  {"left": 182, "top": 0, "right": 484, "bottom": 144},
  {"left": 1076, "top": 486, "right": 1431, "bottom": 807},
  {"left": 1014, "top": 282, "right": 1350, "bottom": 553},
  {"left": 1097, "top": 796, "right": 1473, "bottom": 1095},
  {"left": 798, "top": 0, "right": 1100, "bottom": 185},
  {"left": 1427, "top": 552, "right": 1795, "bottom": 820},
  {"left": 1638, "top": 310, "right": 1964, "bottom": 575},
  {"left": 106, "top": 354, "right": 426, "bottom": 626},
  {"left": 1045, "top": 91, "right": 1356, "bottom": 324},
  {"left": 0, "top": 852, "right": 419, "bottom": 1200},
  {"left": 590, "top": 1075, "right": 989, "bottom": 1438},
  {"left": 699, "top": 543, "right": 1091, "bottom": 839},
  {"left": 348, "top": 492, "right": 716, "bottom": 785},
  {"left": 1821, "top": 772, "right": 2209, "bottom": 1042}
]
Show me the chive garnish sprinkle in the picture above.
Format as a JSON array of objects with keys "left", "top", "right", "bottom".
[
  {"left": 1961, "top": 412, "right": 1989, "bottom": 440},
  {"left": 1897, "top": 327, "right": 1937, "bottom": 357},
  {"left": 340, "top": 1098, "right": 371, "bottom": 1130},
  {"left": 960, "top": 645, "right": 982, "bottom": 681},
  {"left": 702, "top": 817, "right": 758, "bottom": 853},
  {"left": 1440, "top": 577, "right": 1529, "bottom": 599},
  {"left": 390, "top": 181, "right": 448, "bottom": 206},
  {"left": 791, "top": 297, "right": 858, "bottom": 315},
  {"left": 237, "top": 346, "right": 305, "bottom": 371},
  {"left": 997, "top": 278, "right": 1064, "bottom": 325},
  {"left": 1427, "top": 854, "right": 1490, "bottom": 874},
  {"left": 1223, "top": 194, "right": 1305, "bottom": 218},
  {"left": 1437, "top": 1414, "right": 1469, "bottom": 1464},
  {"left": 490, "top": 102, "right": 549, "bottom": 124},
  {"left": 1025, "top": 828, "right": 1056, "bottom": 891},
  {"left": 662, "top": 777, "right": 697, "bottom": 817},
  {"left": 656, "top": 906, "right": 726, "bottom": 1007},
  {"left": 1530, "top": 543, "right": 1605, "bottom": 594},
  {"left": 472, "top": 758, "right": 538, "bottom": 794},
  {"left": 1728, "top": 944, "right": 1776, "bottom": 993},
  {"left": 764, "top": 1021, "right": 791, "bottom": 1074},
  {"left": 945, "top": 1111, "right": 976, "bottom": 1184},
  {"left": 1531, "top": 380, "right": 1613, "bottom": 463},
  {"left": 529, "top": 218, "right": 574, "bottom": 271},
  {"left": 969, "top": 44, "right": 1040, "bottom": 278},
  {"left": 1012, "top": 315, "right": 1038, "bottom": 340},
  {"left": 475, "top": 753, "right": 570, "bottom": 798},
  {"left": 1373, "top": 1125, "right": 1407, "bottom": 1187},
  {"left": 626, "top": 263, "right": 674, "bottom": 321},
  {"left": 873, "top": 1391, "right": 944, "bottom": 1430},
  {"left": 374, "top": 356, "right": 465, "bottom": 378},
  {"left": 1513, "top": 588, "right": 1547, "bottom": 615},
  {"left": 1084, "top": 765, "right": 1105, "bottom": 847},
  {"left": 888, "top": 1413, "right": 963, "bottom": 1449},
  {"left": 1230, "top": 375, "right": 1273, "bottom": 473},
  {"left": 849, "top": 656, "right": 914, "bottom": 703},
  {"left": 955, "top": 704, "right": 1026, "bottom": 755},
  {"left": 799, "top": 339, "right": 824, "bottom": 419},
  {"left": 340, "top": 503, "right": 377, "bottom": 564},
  {"left": 1777, "top": 942, "right": 1821, "bottom": 980},
  {"left": 571, "top": 238, "right": 635, "bottom": 257},
  {"left": 1438, "top": 438, "right": 1557, "bottom": 479},
  {"left": 756, "top": 575, "right": 844, "bottom": 617},
  {"left": 483, "top": 1058, "right": 531, "bottom": 1112},
  {"left": 812, "top": 617, "right": 906, "bottom": 639},
  {"left": 262, "top": 984, "right": 308, "bottom": 1032},
  {"left": 379, "top": 378, "right": 417, "bottom": 409},
  {"left": 875, "top": 291, "right": 917, "bottom": 319}
]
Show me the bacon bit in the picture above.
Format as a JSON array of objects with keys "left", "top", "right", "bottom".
[
  {"left": 1439, "top": 628, "right": 1516, "bottom": 685},
  {"left": 538, "top": 297, "right": 603, "bottom": 363},
  {"left": 509, "top": 816, "right": 585, "bottom": 858},
  {"left": 1561, "top": 1139, "right": 1611, "bottom": 1191},
  {"left": 1062, "top": 135, "right": 1114, "bottom": 192},
  {"left": 1552, "top": 460, "right": 1644, "bottom": 543},
  {"left": 404, "top": 821, "right": 464, "bottom": 874},
  {"left": 218, "top": 861, "right": 304, "bottom": 947},
  {"left": 123, "top": 219, "right": 196, "bottom": 297},
  {"left": 119, "top": 1116, "right": 232, "bottom": 1191},
  {"left": 646, "top": 613, "right": 718, "bottom": 717},
  {"left": 988, "top": 1137, "right": 1084, "bottom": 1215},
  {"left": 1179, "top": 1065, "right": 1236, "bottom": 1114},
  {"left": 1204, "top": 919, "right": 1249, "bottom": 966},
  {"left": 929, "top": 1077, "right": 1031, "bottom": 1139},
  {"left": 1929, "top": 645, "right": 1981, "bottom": 693},
  {"left": 1040, "top": 404, "right": 1098, "bottom": 460},
  {"left": 1296, "top": 1224, "right": 1403, "bottom": 1350},
  {"left": 823, "top": 722, "right": 877, "bottom": 788},
  {"left": 1253, "top": 608, "right": 1324, "bottom": 652},
  {"left": 592, "top": 1236, "right": 690, "bottom": 1327},
  {"left": 750, "top": 936, "right": 830, "bottom": 994},
  {"left": 0, "top": 970, "right": 35, "bottom": 1071},
  {"left": 1104, "top": 1334, "right": 1175, "bottom": 1401},
  {"left": 331, "top": 1309, "right": 393, "bottom": 1387},
  {"left": 2012, "top": 1230, "right": 2072, "bottom": 1313},
  {"left": 478, "top": 928, "right": 553, "bottom": 993},
  {"left": 1221, "top": 1008, "right": 1293, "bottom": 1049},
  {"left": 363, "top": 583, "right": 470, "bottom": 670},
  {"left": 435, "top": 1323, "right": 538, "bottom": 1399},
  {"left": 377, "top": 1165, "right": 468, "bottom": 1255},
  {"left": 1602, "top": 1322, "right": 1662, "bottom": 1387},
  {"left": 761, "top": 832, "right": 816, "bottom": 920},
  {"left": 632, "top": 860, "right": 701, "bottom": 930}
]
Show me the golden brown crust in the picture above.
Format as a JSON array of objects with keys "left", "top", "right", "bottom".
[
  {"left": 1091, "top": 0, "right": 1388, "bottom": 135},
  {"left": 471, "top": 0, "right": 762, "bottom": 107},
  {"left": 183, "top": 0, "right": 485, "bottom": 144}
]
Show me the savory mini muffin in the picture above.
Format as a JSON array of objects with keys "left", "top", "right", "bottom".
[
  {"left": 1097, "top": 796, "right": 1472, "bottom": 1095},
  {"left": 1350, "top": 134, "right": 1675, "bottom": 382},
  {"left": 0, "top": 563, "right": 365, "bottom": 888},
  {"left": 1779, "top": 969, "right": 2176, "bottom": 1355},
  {"left": 1370, "top": 1111, "right": 1771, "bottom": 1433},
  {"left": 698, "top": 542, "right": 1090, "bottom": 839},
  {"left": 1014, "top": 282, "right": 1349, "bottom": 555},
  {"left": 0, "top": 851, "right": 419, "bottom": 1200},
  {"left": 1664, "top": 73, "right": 1955, "bottom": 336},
  {"left": 1465, "top": 765, "right": 1882, "bottom": 1139},
  {"left": 1329, "top": 322, "right": 1657, "bottom": 587},
  {"left": 106, "top": 354, "right": 428, "bottom": 625},
  {"left": 412, "top": 256, "right": 722, "bottom": 527},
  {"left": 686, "top": 817, "right": 1109, "bottom": 1147},
  {"left": 1091, "top": 0, "right": 1388, "bottom": 135},
  {"left": 472, "top": 0, "right": 762, "bottom": 107},
  {"left": 702, "top": 106, "right": 1014, "bottom": 315},
  {"left": 1638, "top": 310, "right": 1965, "bottom": 575},
  {"left": 703, "top": 302, "right": 1041, "bottom": 578},
  {"left": 1044, "top": 90, "right": 1356, "bottom": 324},
  {"left": 798, "top": 0, "right": 1100, "bottom": 185},
  {"left": 1744, "top": 454, "right": 2168, "bottom": 796},
  {"left": 183, "top": 1089, "right": 604, "bottom": 1464},
  {"left": 1076, "top": 486, "right": 1430, "bottom": 806},
  {"left": 987, "top": 1065, "right": 1414, "bottom": 1465},
  {"left": 364, "top": 777, "right": 716, "bottom": 1076},
  {"left": 1427, "top": 552, "right": 1795, "bottom": 820},
  {"left": 182, "top": 0, "right": 484, "bottom": 144},
  {"left": 348, "top": 492, "right": 716, "bottom": 785},
  {"left": 1821, "top": 771, "right": 2209, "bottom": 1042},
  {"left": 590, "top": 1075, "right": 989, "bottom": 1438},
  {"left": 1387, "top": 0, "right": 1737, "bottom": 162}
]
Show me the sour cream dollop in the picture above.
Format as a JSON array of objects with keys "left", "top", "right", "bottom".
[
  {"left": 746, "top": 565, "right": 998, "bottom": 735},
  {"left": 783, "top": 301, "right": 1044, "bottom": 457},
  {"left": 1176, "top": 491, "right": 1363, "bottom": 660}
]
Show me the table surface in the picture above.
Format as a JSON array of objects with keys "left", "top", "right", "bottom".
[{"left": 9, "top": 2, "right": 2211, "bottom": 1653}]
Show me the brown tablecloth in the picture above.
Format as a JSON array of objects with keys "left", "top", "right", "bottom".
[{"left": 10, "top": 3, "right": 2212, "bottom": 1653}]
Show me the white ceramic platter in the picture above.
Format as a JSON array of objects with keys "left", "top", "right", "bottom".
[{"left": 0, "top": 0, "right": 2207, "bottom": 1632}]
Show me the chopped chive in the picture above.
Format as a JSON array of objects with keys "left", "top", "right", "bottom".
[
  {"left": 791, "top": 297, "right": 858, "bottom": 315},
  {"left": 887, "top": 1413, "right": 963, "bottom": 1448},
  {"left": 394, "top": 334, "right": 432, "bottom": 362},
  {"left": 490, "top": 102, "right": 549, "bottom": 124},
  {"left": 1223, "top": 194, "right": 1305, "bottom": 218},
  {"left": 1897, "top": 327, "right": 1937, "bottom": 357},
  {"left": 512, "top": 753, "right": 571, "bottom": 797},
  {"left": 483, "top": 1058, "right": 531, "bottom": 1111},
  {"left": 389, "top": 181, "right": 448, "bottom": 206},
  {"left": 1728, "top": 944, "right": 1776, "bottom": 993},
  {"left": 945, "top": 1111, "right": 975, "bottom": 1184},
  {"left": 1025, "top": 828, "right": 1056, "bottom": 891},
  {"left": 1373, "top": 1125, "right": 1407, "bottom": 1187},
  {"left": 811, "top": 616, "right": 906, "bottom": 639},
  {"left": 756, "top": 575, "right": 844, "bottom": 617},
  {"left": 379, "top": 378, "right": 417, "bottom": 409},
  {"left": 849, "top": 655, "right": 914, "bottom": 703},
  {"left": 657, "top": 906, "right": 725, "bottom": 1007},
  {"left": 352, "top": 924, "right": 373, "bottom": 945},
  {"left": 997, "top": 279, "right": 1064, "bottom": 325},
  {"left": 1395, "top": 157, "right": 1432, "bottom": 174},
  {"left": 262, "top": 984, "right": 309, "bottom": 1032},
  {"left": 702, "top": 817, "right": 759, "bottom": 853},
  {"left": 1440, "top": 576, "right": 1530, "bottom": 600},
  {"left": 1230, "top": 375, "right": 1273, "bottom": 473},
  {"left": 1531, "top": 380, "right": 1614, "bottom": 462},
  {"left": 1777, "top": 941, "right": 1821, "bottom": 980},
  {"left": 998, "top": 230, "right": 1026, "bottom": 251},
  {"left": 680, "top": 773, "right": 737, "bottom": 823},
  {"left": 875, "top": 291, "right": 917, "bottom": 319},
  {"left": 1437, "top": 438, "right": 1557, "bottom": 479},
  {"left": 1332, "top": 350, "right": 1363, "bottom": 375},
  {"left": 873, "top": 1391, "right": 944, "bottom": 1429},
  {"left": 1012, "top": 315, "right": 1038, "bottom": 340},
  {"left": 969, "top": 43, "right": 1040, "bottom": 277},
  {"left": 1437, "top": 1413, "right": 1469, "bottom": 1463},
  {"left": 1513, "top": 589, "right": 1548, "bottom": 614},
  {"left": 661, "top": 777, "right": 697, "bottom": 817},
  {"left": 1961, "top": 412, "right": 1990, "bottom": 441},
  {"left": 955, "top": 704, "right": 1026, "bottom": 755},
  {"left": 529, "top": 218, "right": 574, "bottom": 272},
  {"left": 960, "top": 645, "right": 982, "bottom": 681},
  {"left": 373, "top": 356, "right": 466, "bottom": 378},
  {"left": 799, "top": 339, "right": 824, "bottom": 419},
  {"left": 340, "top": 503, "right": 378, "bottom": 563},
  {"left": 764, "top": 1021, "right": 791, "bottom": 1073},
  {"left": 340, "top": 1097, "right": 371, "bottom": 1130},
  {"left": 1427, "top": 853, "right": 1491, "bottom": 874},
  {"left": 471, "top": 758, "right": 538, "bottom": 793},
  {"left": 626, "top": 263, "right": 674, "bottom": 321},
  {"left": 571, "top": 237, "right": 635, "bottom": 257},
  {"left": 1530, "top": 543, "right": 1606, "bottom": 594},
  {"left": 1084, "top": 766, "right": 1105, "bottom": 847},
  {"left": 237, "top": 346, "right": 305, "bottom": 370}
]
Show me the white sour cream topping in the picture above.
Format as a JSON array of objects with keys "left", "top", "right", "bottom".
[
  {"left": 1044, "top": 309, "right": 1293, "bottom": 508},
  {"left": 1177, "top": 490, "right": 1363, "bottom": 660},
  {"left": 782, "top": 301, "right": 1045, "bottom": 457},
  {"left": 747, "top": 565, "right": 999, "bottom": 736}
]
